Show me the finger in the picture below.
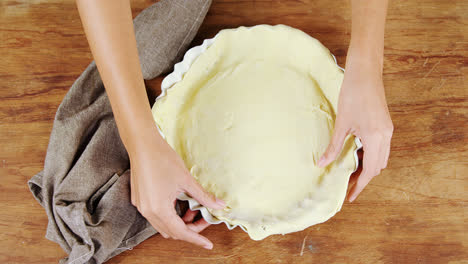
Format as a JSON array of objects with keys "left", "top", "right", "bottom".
[
  {"left": 347, "top": 141, "right": 380, "bottom": 202},
  {"left": 187, "top": 218, "right": 211, "bottom": 233},
  {"left": 182, "top": 209, "right": 199, "bottom": 223},
  {"left": 159, "top": 231, "right": 169, "bottom": 239},
  {"left": 348, "top": 171, "right": 373, "bottom": 203},
  {"left": 139, "top": 206, "right": 173, "bottom": 240},
  {"left": 378, "top": 140, "right": 389, "bottom": 170},
  {"left": 130, "top": 188, "right": 137, "bottom": 207},
  {"left": 165, "top": 213, "right": 214, "bottom": 249},
  {"left": 383, "top": 137, "right": 392, "bottom": 168},
  {"left": 130, "top": 175, "right": 138, "bottom": 207},
  {"left": 318, "top": 123, "right": 349, "bottom": 168},
  {"left": 184, "top": 179, "right": 225, "bottom": 210},
  {"left": 145, "top": 215, "right": 170, "bottom": 239}
]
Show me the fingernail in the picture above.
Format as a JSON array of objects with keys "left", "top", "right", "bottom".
[
  {"left": 216, "top": 198, "right": 226, "bottom": 207},
  {"left": 204, "top": 243, "right": 213, "bottom": 250}
]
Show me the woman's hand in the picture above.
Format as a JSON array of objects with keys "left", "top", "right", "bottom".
[
  {"left": 76, "top": 0, "right": 224, "bottom": 249},
  {"left": 129, "top": 127, "right": 225, "bottom": 250},
  {"left": 318, "top": 58, "right": 393, "bottom": 202}
]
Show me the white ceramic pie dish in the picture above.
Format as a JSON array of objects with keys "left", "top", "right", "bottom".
[{"left": 153, "top": 25, "right": 362, "bottom": 235}]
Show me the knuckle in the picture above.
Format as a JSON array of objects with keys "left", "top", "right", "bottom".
[
  {"left": 381, "top": 122, "right": 394, "bottom": 135},
  {"left": 384, "top": 126, "right": 394, "bottom": 138},
  {"left": 368, "top": 124, "right": 393, "bottom": 140},
  {"left": 370, "top": 130, "right": 385, "bottom": 140},
  {"left": 363, "top": 168, "right": 378, "bottom": 178},
  {"left": 175, "top": 229, "right": 190, "bottom": 242},
  {"left": 372, "top": 168, "right": 381, "bottom": 176},
  {"left": 382, "top": 161, "right": 388, "bottom": 169},
  {"left": 139, "top": 205, "right": 156, "bottom": 218},
  {"left": 150, "top": 204, "right": 163, "bottom": 214},
  {"left": 138, "top": 206, "right": 149, "bottom": 216},
  {"left": 140, "top": 210, "right": 151, "bottom": 218},
  {"left": 171, "top": 231, "right": 186, "bottom": 241},
  {"left": 388, "top": 122, "right": 394, "bottom": 132},
  {"left": 382, "top": 160, "right": 389, "bottom": 169}
]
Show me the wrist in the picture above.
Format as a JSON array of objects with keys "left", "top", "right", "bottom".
[
  {"left": 346, "top": 40, "right": 384, "bottom": 73},
  {"left": 345, "top": 46, "right": 383, "bottom": 77},
  {"left": 115, "top": 106, "right": 165, "bottom": 157}
]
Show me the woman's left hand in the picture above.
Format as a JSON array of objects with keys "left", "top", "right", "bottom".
[{"left": 317, "top": 58, "right": 393, "bottom": 202}]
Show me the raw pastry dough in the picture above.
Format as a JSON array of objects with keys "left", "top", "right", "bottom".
[{"left": 152, "top": 25, "right": 358, "bottom": 240}]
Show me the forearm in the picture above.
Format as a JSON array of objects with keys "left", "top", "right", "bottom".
[
  {"left": 347, "top": 0, "right": 388, "bottom": 74},
  {"left": 76, "top": 0, "right": 161, "bottom": 155}
]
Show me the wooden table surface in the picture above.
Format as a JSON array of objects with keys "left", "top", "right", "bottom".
[{"left": 1, "top": 0, "right": 467, "bottom": 263}]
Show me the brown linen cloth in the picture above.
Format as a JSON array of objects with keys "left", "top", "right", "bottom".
[{"left": 28, "top": 0, "right": 212, "bottom": 263}]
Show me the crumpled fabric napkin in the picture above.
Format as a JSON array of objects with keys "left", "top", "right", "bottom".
[{"left": 28, "top": 0, "right": 211, "bottom": 263}]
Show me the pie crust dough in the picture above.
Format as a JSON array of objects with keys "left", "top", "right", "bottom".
[{"left": 152, "top": 25, "right": 358, "bottom": 240}]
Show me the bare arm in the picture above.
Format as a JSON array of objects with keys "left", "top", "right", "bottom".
[
  {"left": 76, "top": 0, "right": 224, "bottom": 249},
  {"left": 348, "top": 0, "right": 387, "bottom": 76},
  {"left": 76, "top": 0, "right": 155, "bottom": 154},
  {"left": 319, "top": 0, "right": 393, "bottom": 202}
]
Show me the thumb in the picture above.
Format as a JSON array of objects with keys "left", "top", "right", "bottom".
[
  {"left": 317, "top": 123, "right": 348, "bottom": 168},
  {"left": 184, "top": 179, "right": 225, "bottom": 210}
]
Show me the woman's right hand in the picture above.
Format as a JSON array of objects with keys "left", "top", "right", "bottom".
[
  {"left": 129, "top": 126, "right": 225, "bottom": 250},
  {"left": 76, "top": 0, "right": 224, "bottom": 250}
]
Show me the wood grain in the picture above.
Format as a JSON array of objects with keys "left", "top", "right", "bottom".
[{"left": 1, "top": 0, "right": 467, "bottom": 263}]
